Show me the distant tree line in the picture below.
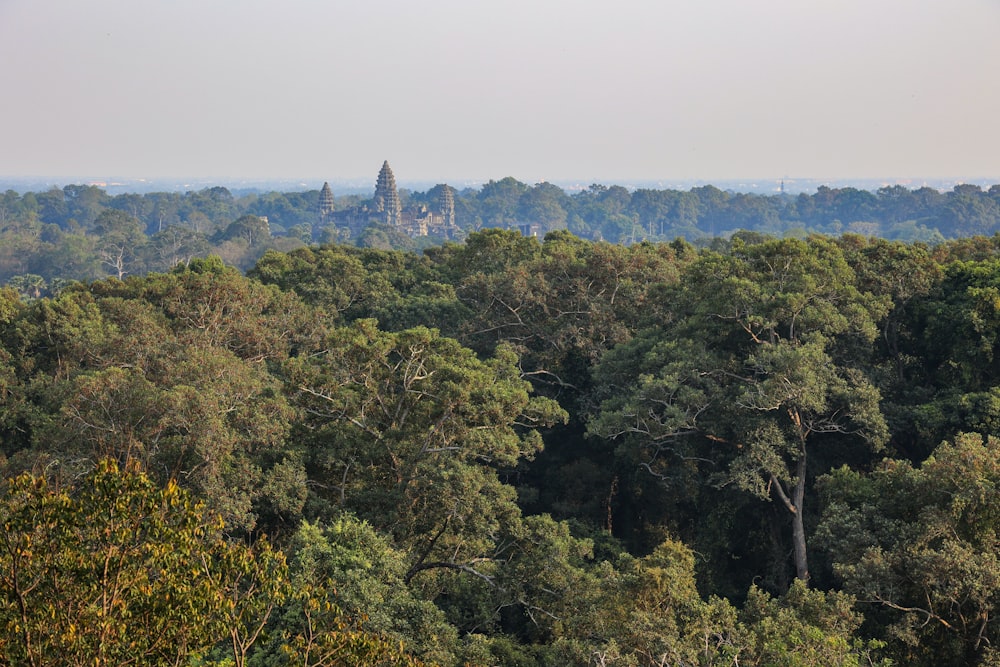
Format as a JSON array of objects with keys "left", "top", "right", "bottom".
[{"left": 2, "top": 179, "right": 1000, "bottom": 297}]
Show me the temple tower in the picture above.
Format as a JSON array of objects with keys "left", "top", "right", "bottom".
[
  {"left": 373, "top": 160, "right": 402, "bottom": 226},
  {"left": 437, "top": 184, "right": 455, "bottom": 228},
  {"left": 318, "top": 181, "right": 335, "bottom": 225}
]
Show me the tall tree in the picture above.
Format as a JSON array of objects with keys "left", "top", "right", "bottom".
[
  {"left": 285, "top": 320, "right": 566, "bottom": 594},
  {"left": 517, "top": 182, "right": 569, "bottom": 231},
  {"left": 478, "top": 177, "right": 529, "bottom": 228},
  {"left": 91, "top": 209, "right": 146, "bottom": 279},
  {"left": 591, "top": 237, "right": 888, "bottom": 585}
]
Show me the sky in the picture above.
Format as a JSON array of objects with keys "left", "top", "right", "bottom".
[{"left": 1, "top": 0, "right": 999, "bottom": 186}]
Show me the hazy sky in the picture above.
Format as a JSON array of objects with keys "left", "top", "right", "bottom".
[{"left": 2, "top": 0, "right": 999, "bottom": 184}]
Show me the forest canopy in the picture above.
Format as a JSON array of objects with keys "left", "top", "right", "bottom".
[{"left": 2, "top": 190, "right": 1000, "bottom": 663}]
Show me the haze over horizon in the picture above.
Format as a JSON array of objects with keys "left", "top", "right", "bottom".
[{"left": 2, "top": 0, "right": 998, "bottom": 185}]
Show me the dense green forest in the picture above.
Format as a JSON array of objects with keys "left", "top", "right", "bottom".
[
  {"left": 2, "top": 227, "right": 1000, "bottom": 665},
  {"left": 3, "top": 179, "right": 1000, "bottom": 299}
]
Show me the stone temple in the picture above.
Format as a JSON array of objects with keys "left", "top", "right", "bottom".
[
  {"left": 323, "top": 161, "right": 460, "bottom": 238},
  {"left": 372, "top": 160, "right": 402, "bottom": 227}
]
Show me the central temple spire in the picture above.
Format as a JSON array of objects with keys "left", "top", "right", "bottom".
[
  {"left": 318, "top": 181, "right": 335, "bottom": 225},
  {"left": 373, "top": 160, "right": 401, "bottom": 226}
]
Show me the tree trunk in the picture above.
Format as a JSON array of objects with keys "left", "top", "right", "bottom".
[
  {"left": 791, "top": 451, "right": 809, "bottom": 583},
  {"left": 767, "top": 503, "right": 790, "bottom": 592}
]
